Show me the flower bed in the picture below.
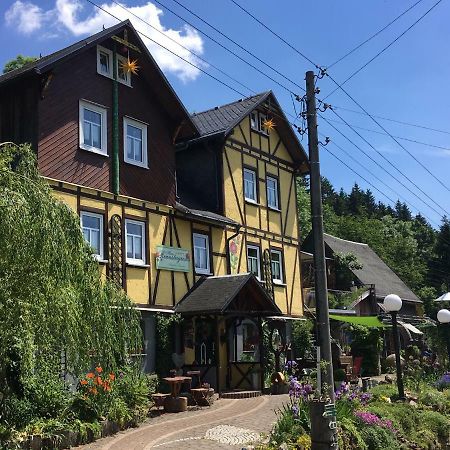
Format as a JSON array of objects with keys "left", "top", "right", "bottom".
[{"left": 265, "top": 370, "right": 450, "bottom": 450}]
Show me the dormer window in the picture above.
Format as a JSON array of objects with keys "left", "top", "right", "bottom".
[{"left": 117, "top": 54, "right": 131, "bottom": 87}]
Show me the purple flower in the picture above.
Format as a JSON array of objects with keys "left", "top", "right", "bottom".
[
  {"left": 292, "top": 404, "right": 299, "bottom": 417},
  {"left": 354, "top": 411, "right": 396, "bottom": 432}
]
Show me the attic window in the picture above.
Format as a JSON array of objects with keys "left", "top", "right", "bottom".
[
  {"left": 96, "top": 45, "right": 131, "bottom": 87},
  {"left": 97, "top": 46, "right": 113, "bottom": 77},
  {"left": 250, "top": 110, "right": 269, "bottom": 135}
]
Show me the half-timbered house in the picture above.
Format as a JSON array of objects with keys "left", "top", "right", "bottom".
[{"left": 0, "top": 21, "right": 309, "bottom": 393}]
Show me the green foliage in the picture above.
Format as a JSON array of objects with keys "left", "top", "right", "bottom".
[
  {"left": 269, "top": 403, "right": 308, "bottom": 446},
  {"left": 333, "top": 252, "right": 363, "bottom": 290},
  {"left": 2, "top": 55, "right": 37, "bottom": 73},
  {"left": 338, "top": 417, "right": 368, "bottom": 450},
  {"left": 291, "top": 319, "right": 314, "bottom": 359},
  {"left": 360, "top": 425, "right": 398, "bottom": 450},
  {"left": 155, "top": 313, "right": 182, "bottom": 377},
  {"left": 0, "top": 143, "right": 142, "bottom": 433},
  {"left": 349, "top": 325, "right": 382, "bottom": 375}
]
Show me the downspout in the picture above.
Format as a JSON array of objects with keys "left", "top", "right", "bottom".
[
  {"left": 112, "top": 44, "right": 120, "bottom": 195},
  {"left": 226, "top": 224, "right": 241, "bottom": 274}
]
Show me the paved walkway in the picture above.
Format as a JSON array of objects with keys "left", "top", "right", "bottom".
[{"left": 78, "top": 394, "right": 289, "bottom": 449}]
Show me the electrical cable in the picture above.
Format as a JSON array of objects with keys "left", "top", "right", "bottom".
[
  {"left": 323, "top": 0, "right": 444, "bottom": 98},
  {"left": 326, "top": 0, "right": 426, "bottom": 69},
  {"left": 325, "top": 117, "right": 450, "bottom": 153},
  {"left": 108, "top": 0, "right": 255, "bottom": 96}
]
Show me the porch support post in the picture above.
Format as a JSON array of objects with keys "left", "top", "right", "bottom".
[{"left": 215, "top": 315, "right": 221, "bottom": 393}]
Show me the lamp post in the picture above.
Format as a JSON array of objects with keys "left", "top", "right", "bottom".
[
  {"left": 437, "top": 309, "right": 450, "bottom": 368},
  {"left": 384, "top": 294, "right": 405, "bottom": 399}
]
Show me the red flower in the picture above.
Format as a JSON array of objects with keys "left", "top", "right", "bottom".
[
  {"left": 95, "top": 366, "right": 103, "bottom": 373},
  {"left": 86, "top": 372, "right": 94, "bottom": 379},
  {"left": 230, "top": 242, "right": 237, "bottom": 254}
]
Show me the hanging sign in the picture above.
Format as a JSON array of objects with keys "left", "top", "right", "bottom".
[{"left": 155, "top": 245, "right": 190, "bottom": 272}]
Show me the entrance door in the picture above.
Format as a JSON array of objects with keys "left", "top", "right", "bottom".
[{"left": 227, "top": 318, "right": 262, "bottom": 390}]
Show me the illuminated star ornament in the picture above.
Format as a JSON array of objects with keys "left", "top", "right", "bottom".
[
  {"left": 120, "top": 57, "right": 140, "bottom": 75},
  {"left": 263, "top": 117, "right": 276, "bottom": 132}
]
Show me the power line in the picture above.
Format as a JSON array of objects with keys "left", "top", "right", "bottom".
[
  {"left": 332, "top": 105, "right": 450, "bottom": 136},
  {"left": 88, "top": 0, "right": 450, "bottom": 222},
  {"left": 224, "top": 0, "right": 450, "bottom": 213},
  {"left": 84, "top": 0, "right": 247, "bottom": 97},
  {"left": 325, "top": 117, "right": 450, "bottom": 153},
  {"left": 326, "top": 0, "right": 426, "bottom": 69},
  {"left": 320, "top": 112, "right": 447, "bottom": 217},
  {"left": 323, "top": 0, "right": 444, "bottom": 98},
  {"left": 151, "top": 0, "right": 305, "bottom": 94},
  {"left": 109, "top": 0, "right": 255, "bottom": 96}
]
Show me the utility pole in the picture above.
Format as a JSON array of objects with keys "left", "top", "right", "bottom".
[{"left": 305, "top": 70, "right": 337, "bottom": 449}]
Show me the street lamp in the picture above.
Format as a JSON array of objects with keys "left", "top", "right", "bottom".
[
  {"left": 437, "top": 309, "right": 450, "bottom": 368},
  {"left": 384, "top": 294, "right": 405, "bottom": 400}
]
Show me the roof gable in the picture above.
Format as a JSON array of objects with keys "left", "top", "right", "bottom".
[
  {"left": 0, "top": 20, "right": 197, "bottom": 139},
  {"left": 322, "top": 233, "right": 421, "bottom": 303},
  {"left": 175, "top": 273, "right": 282, "bottom": 315},
  {"left": 189, "top": 91, "right": 309, "bottom": 170}
]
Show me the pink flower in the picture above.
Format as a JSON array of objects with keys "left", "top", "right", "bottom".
[{"left": 230, "top": 242, "right": 237, "bottom": 254}]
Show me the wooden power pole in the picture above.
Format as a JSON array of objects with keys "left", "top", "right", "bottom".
[{"left": 305, "top": 70, "right": 338, "bottom": 449}]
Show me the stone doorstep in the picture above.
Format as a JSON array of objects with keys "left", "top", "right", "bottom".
[{"left": 219, "top": 390, "right": 262, "bottom": 399}]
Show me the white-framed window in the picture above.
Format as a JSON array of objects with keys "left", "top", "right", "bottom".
[
  {"left": 193, "top": 232, "right": 210, "bottom": 275},
  {"left": 250, "top": 110, "right": 269, "bottom": 134},
  {"left": 247, "top": 244, "right": 261, "bottom": 280},
  {"left": 97, "top": 45, "right": 113, "bottom": 77},
  {"left": 250, "top": 111, "right": 259, "bottom": 131},
  {"left": 259, "top": 112, "right": 268, "bottom": 134},
  {"left": 79, "top": 100, "right": 108, "bottom": 155},
  {"left": 80, "top": 212, "right": 104, "bottom": 260},
  {"left": 117, "top": 54, "right": 131, "bottom": 87},
  {"left": 124, "top": 117, "right": 148, "bottom": 168},
  {"left": 266, "top": 176, "right": 279, "bottom": 210},
  {"left": 244, "top": 168, "right": 257, "bottom": 203},
  {"left": 271, "top": 249, "right": 283, "bottom": 283},
  {"left": 125, "top": 219, "right": 146, "bottom": 265}
]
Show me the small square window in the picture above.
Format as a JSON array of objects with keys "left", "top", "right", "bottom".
[
  {"left": 270, "top": 249, "right": 283, "bottom": 283},
  {"left": 125, "top": 219, "right": 146, "bottom": 265},
  {"left": 80, "top": 212, "right": 104, "bottom": 260},
  {"left": 97, "top": 45, "right": 113, "bottom": 78},
  {"left": 259, "top": 113, "right": 268, "bottom": 134},
  {"left": 267, "top": 176, "right": 279, "bottom": 210},
  {"left": 244, "top": 168, "right": 257, "bottom": 203},
  {"left": 79, "top": 100, "right": 107, "bottom": 155},
  {"left": 193, "top": 233, "right": 210, "bottom": 275},
  {"left": 247, "top": 245, "right": 261, "bottom": 280},
  {"left": 124, "top": 117, "right": 148, "bottom": 168}
]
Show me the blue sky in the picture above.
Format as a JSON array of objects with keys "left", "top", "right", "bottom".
[{"left": 1, "top": 0, "right": 450, "bottom": 227}]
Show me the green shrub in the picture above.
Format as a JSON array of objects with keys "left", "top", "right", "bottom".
[
  {"left": 270, "top": 404, "right": 307, "bottom": 446},
  {"left": 360, "top": 425, "right": 398, "bottom": 450},
  {"left": 107, "top": 397, "right": 132, "bottom": 427},
  {"left": 338, "top": 417, "right": 367, "bottom": 450}
]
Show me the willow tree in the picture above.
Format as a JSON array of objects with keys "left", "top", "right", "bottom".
[{"left": 0, "top": 143, "right": 141, "bottom": 396}]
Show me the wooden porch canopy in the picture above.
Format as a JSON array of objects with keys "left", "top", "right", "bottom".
[{"left": 174, "top": 273, "right": 282, "bottom": 316}]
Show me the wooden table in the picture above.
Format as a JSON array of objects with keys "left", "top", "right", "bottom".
[
  {"left": 162, "top": 376, "right": 191, "bottom": 398},
  {"left": 161, "top": 376, "right": 192, "bottom": 413}
]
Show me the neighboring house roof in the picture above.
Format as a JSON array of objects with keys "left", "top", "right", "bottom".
[
  {"left": 0, "top": 20, "right": 197, "bottom": 139},
  {"left": 322, "top": 233, "right": 421, "bottom": 304},
  {"left": 189, "top": 91, "right": 309, "bottom": 171},
  {"left": 175, "top": 202, "right": 239, "bottom": 228},
  {"left": 175, "top": 273, "right": 281, "bottom": 315}
]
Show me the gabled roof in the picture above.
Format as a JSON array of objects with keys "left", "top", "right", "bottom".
[
  {"left": 0, "top": 20, "right": 197, "bottom": 139},
  {"left": 175, "top": 273, "right": 282, "bottom": 315},
  {"left": 189, "top": 91, "right": 309, "bottom": 171},
  {"left": 322, "top": 233, "right": 421, "bottom": 304}
]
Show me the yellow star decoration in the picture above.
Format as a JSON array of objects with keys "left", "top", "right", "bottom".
[
  {"left": 263, "top": 117, "right": 276, "bottom": 132},
  {"left": 120, "top": 57, "right": 140, "bottom": 75}
]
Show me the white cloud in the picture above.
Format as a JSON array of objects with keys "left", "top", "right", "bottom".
[
  {"left": 5, "top": 0, "right": 51, "bottom": 34},
  {"left": 4, "top": 0, "right": 205, "bottom": 82}
]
